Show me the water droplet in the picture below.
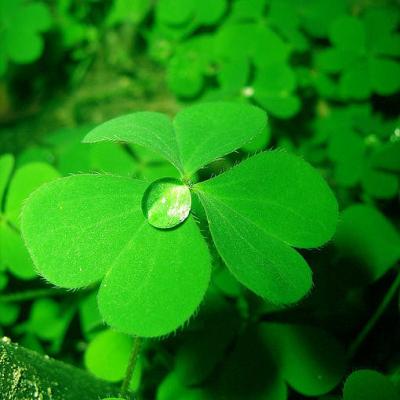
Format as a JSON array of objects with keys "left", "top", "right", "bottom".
[
  {"left": 241, "top": 86, "right": 255, "bottom": 98},
  {"left": 142, "top": 178, "right": 191, "bottom": 229}
]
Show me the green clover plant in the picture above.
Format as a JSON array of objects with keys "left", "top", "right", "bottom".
[
  {"left": 21, "top": 102, "right": 338, "bottom": 338},
  {"left": 0, "top": 0, "right": 51, "bottom": 75},
  {"left": 167, "top": 288, "right": 346, "bottom": 399},
  {"left": 301, "top": 105, "right": 400, "bottom": 199},
  {"left": 315, "top": 7, "right": 400, "bottom": 99}
]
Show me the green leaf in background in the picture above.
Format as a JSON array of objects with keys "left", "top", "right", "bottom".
[
  {"left": 195, "top": 150, "right": 338, "bottom": 304},
  {"left": 157, "top": 371, "right": 209, "bottom": 400},
  {"left": 266, "top": 324, "right": 346, "bottom": 396},
  {"left": 317, "top": 7, "right": 400, "bottom": 100},
  {"left": 369, "top": 57, "right": 400, "bottom": 96},
  {"left": 215, "top": 326, "right": 287, "bottom": 400},
  {"left": 229, "top": 0, "right": 266, "bottom": 21},
  {"left": 0, "top": 0, "right": 51, "bottom": 71},
  {"left": 195, "top": 0, "right": 226, "bottom": 26},
  {"left": 106, "top": 0, "right": 151, "bottom": 26},
  {"left": 343, "top": 370, "right": 399, "bottom": 400},
  {"left": 0, "top": 301, "right": 20, "bottom": 326},
  {"left": 253, "top": 63, "right": 300, "bottom": 118},
  {"left": 0, "top": 154, "right": 14, "bottom": 205},
  {"left": 5, "top": 162, "right": 60, "bottom": 227},
  {"left": 156, "top": 0, "right": 195, "bottom": 26},
  {"left": 84, "top": 102, "right": 267, "bottom": 178},
  {"left": 297, "top": 0, "right": 347, "bottom": 39},
  {"left": 0, "top": 223, "right": 36, "bottom": 279},
  {"left": 330, "top": 16, "right": 366, "bottom": 53},
  {"left": 335, "top": 204, "right": 400, "bottom": 284},
  {"left": 45, "top": 126, "right": 136, "bottom": 176},
  {"left": 174, "top": 288, "right": 240, "bottom": 386},
  {"left": 84, "top": 330, "right": 133, "bottom": 382},
  {"left": 0, "top": 161, "right": 58, "bottom": 280},
  {"left": 23, "top": 299, "right": 66, "bottom": 341},
  {"left": 217, "top": 57, "right": 250, "bottom": 94},
  {"left": 268, "top": 0, "right": 309, "bottom": 52},
  {"left": 166, "top": 35, "right": 214, "bottom": 98}
]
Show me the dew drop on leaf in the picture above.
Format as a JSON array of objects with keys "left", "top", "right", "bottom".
[{"left": 142, "top": 178, "right": 191, "bottom": 229}]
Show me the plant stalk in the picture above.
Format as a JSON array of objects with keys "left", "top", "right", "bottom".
[
  {"left": 0, "top": 288, "right": 66, "bottom": 302},
  {"left": 120, "top": 336, "right": 142, "bottom": 399},
  {"left": 348, "top": 268, "right": 400, "bottom": 358}
]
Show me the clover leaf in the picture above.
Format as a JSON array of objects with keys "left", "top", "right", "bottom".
[
  {"left": 15, "top": 298, "right": 74, "bottom": 353},
  {"left": 343, "top": 370, "right": 399, "bottom": 400},
  {"left": 84, "top": 329, "right": 141, "bottom": 385},
  {"left": 159, "top": 322, "right": 346, "bottom": 399},
  {"left": 0, "top": 154, "right": 59, "bottom": 279},
  {"left": 308, "top": 105, "right": 399, "bottom": 199},
  {"left": 0, "top": 0, "right": 51, "bottom": 74},
  {"left": 334, "top": 204, "right": 400, "bottom": 285},
  {"left": 22, "top": 102, "right": 338, "bottom": 337},
  {"left": 166, "top": 35, "right": 214, "bottom": 98},
  {"left": 106, "top": 0, "right": 151, "bottom": 26},
  {"left": 213, "top": 23, "right": 300, "bottom": 118},
  {"left": 316, "top": 8, "right": 400, "bottom": 99},
  {"left": 156, "top": 0, "right": 226, "bottom": 33}
]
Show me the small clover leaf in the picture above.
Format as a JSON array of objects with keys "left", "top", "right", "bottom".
[
  {"left": 267, "top": 0, "right": 309, "bottom": 52},
  {"left": 253, "top": 63, "right": 301, "bottom": 118},
  {"left": 156, "top": 0, "right": 226, "bottom": 32},
  {"left": 334, "top": 204, "right": 400, "bottom": 285},
  {"left": 106, "top": 0, "right": 151, "bottom": 26},
  {"left": 84, "top": 329, "right": 137, "bottom": 383},
  {"left": 265, "top": 324, "right": 346, "bottom": 396},
  {"left": 19, "top": 298, "right": 68, "bottom": 343},
  {"left": 309, "top": 105, "right": 399, "bottom": 198},
  {"left": 213, "top": 23, "right": 300, "bottom": 118},
  {"left": 170, "top": 322, "right": 345, "bottom": 399},
  {"left": 22, "top": 103, "right": 338, "bottom": 337},
  {"left": 343, "top": 370, "right": 399, "bottom": 400},
  {"left": 0, "top": 0, "right": 51, "bottom": 73},
  {"left": 166, "top": 35, "right": 214, "bottom": 98},
  {"left": 0, "top": 301, "right": 20, "bottom": 326},
  {"left": 316, "top": 10, "right": 400, "bottom": 99}
]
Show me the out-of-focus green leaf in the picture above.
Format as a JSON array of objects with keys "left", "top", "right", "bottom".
[
  {"left": 84, "top": 329, "right": 135, "bottom": 382},
  {"left": 343, "top": 370, "right": 398, "bottom": 400},
  {"left": 5, "top": 162, "right": 60, "bottom": 227},
  {"left": 335, "top": 205, "right": 400, "bottom": 284}
]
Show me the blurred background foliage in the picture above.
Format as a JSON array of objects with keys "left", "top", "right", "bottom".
[{"left": 0, "top": 0, "right": 399, "bottom": 399}]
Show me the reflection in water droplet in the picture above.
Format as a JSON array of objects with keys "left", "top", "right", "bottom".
[{"left": 142, "top": 178, "right": 191, "bottom": 229}]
